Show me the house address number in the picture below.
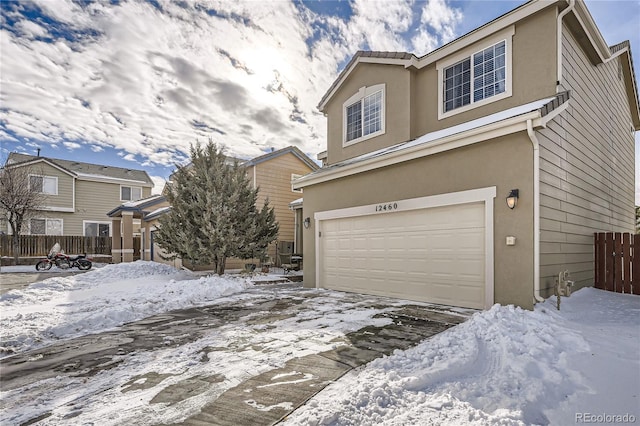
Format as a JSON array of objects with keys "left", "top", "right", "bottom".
[{"left": 375, "top": 202, "right": 398, "bottom": 212}]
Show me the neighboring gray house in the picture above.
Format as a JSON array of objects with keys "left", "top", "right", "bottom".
[
  {"left": 3, "top": 153, "right": 154, "bottom": 237},
  {"left": 294, "top": 0, "right": 638, "bottom": 310}
]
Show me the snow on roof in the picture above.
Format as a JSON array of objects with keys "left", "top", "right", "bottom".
[
  {"left": 289, "top": 197, "right": 303, "bottom": 209},
  {"left": 312, "top": 96, "right": 557, "bottom": 174},
  {"left": 144, "top": 206, "right": 171, "bottom": 220},
  {"left": 74, "top": 172, "right": 151, "bottom": 185},
  {"left": 121, "top": 194, "right": 165, "bottom": 208}
]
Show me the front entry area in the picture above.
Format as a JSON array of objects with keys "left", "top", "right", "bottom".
[{"left": 316, "top": 188, "right": 496, "bottom": 309}]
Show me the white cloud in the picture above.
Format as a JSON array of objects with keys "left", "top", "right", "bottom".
[
  {"left": 63, "top": 141, "right": 82, "bottom": 150},
  {"left": 0, "top": 0, "right": 464, "bottom": 166}
]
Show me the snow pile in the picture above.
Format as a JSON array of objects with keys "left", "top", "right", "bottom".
[
  {"left": 285, "top": 288, "right": 640, "bottom": 425},
  {"left": 0, "top": 261, "right": 251, "bottom": 357}
]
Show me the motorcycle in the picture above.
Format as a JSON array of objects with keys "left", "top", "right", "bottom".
[{"left": 35, "top": 243, "right": 93, "bottom": 271}]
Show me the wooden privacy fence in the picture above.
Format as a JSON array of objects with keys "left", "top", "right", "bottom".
[
  {"left": 1, "top": 235, "right": 112, "bottom": 259},
  {"left": 594, "top": 232, "right": 639, "bottom": 294}
]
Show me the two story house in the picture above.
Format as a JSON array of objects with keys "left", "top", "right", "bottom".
[
  {"left": 294, "top": 0, "right": 638, "bottom": 309},
  {"left": 4, "top": 153, "right": 153, "bottom": 237}
]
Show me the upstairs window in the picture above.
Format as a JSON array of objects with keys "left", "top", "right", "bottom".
[
  {"left": 121, "top": 186, "right": 142, "bottom": 201},
  {"left": 343, "top": 84, "right": 385, "bottom": 146},
  {"left": 444, "top": 40, "right": 506, "bottom": 113},
  {"left": 29, "top": 175, "right": 58, "bottom": 195},
  {"left": 438, "top": 27, "right": 513, "bottom": 119}
]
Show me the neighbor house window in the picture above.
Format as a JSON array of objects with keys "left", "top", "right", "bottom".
[
  {"left": 291, "top": 174, "right": 303, "bottom": 193},
  {"left": 30, "top": 218, "right": 63, "bottom": 235},
  {"left": 121, "top": 186, "right": 142, "bottom": 201},
  {"left": 29, "top": 175, "right": 58, "bottom": 195},
  {"left": 343, "top": 83, "right": 385, "bottom": 145},
  {"left": 438, "top": 27, "right": 513, "bottom": 119},
  {"left": 84, "top": 221, "right": 110, "bottom": 237}
]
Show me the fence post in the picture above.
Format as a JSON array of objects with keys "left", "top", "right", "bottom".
[
  {"left": 594, "top": 233, "right": 603, "bottom": 289},
  {"left": 613, "top": 233, "right": 623, "bottom": 293},
  {"left": 633, "top": 234, "right": 640, "bottom": 295},
  {"left": 605, "top": 233, "right": 614, "bottom": 291},
  {"left": 622, "top": 233, "right": 631, "bottom": 294}
]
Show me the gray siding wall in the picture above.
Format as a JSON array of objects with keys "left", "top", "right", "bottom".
[{"left": 537, "top": 26, "right": 635, "bottom": 295}]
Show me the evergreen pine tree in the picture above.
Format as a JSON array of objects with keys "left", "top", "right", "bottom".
[{"left": 155, "top": 141, "right": 278, "bottom": 275}]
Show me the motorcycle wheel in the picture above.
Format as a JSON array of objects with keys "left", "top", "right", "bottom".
[
  {"left": 35, "top": 261, "right": 52, "bottom": 271},
  {"left": 77, "top": 260, "right": 92, "bottom": 271}
]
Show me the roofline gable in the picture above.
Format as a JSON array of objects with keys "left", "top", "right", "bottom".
[
  {"left": 242, "top": 146, "right": 319, "bottom": 171},
  {"left": 5, "top": 152, "right": 154, "bottom": 185},
  {"left": 5, "top": 156, "right": 77, "bottom": 177},
  {"left": 318, "top": 0, "right": 555, "bottom": 111}
]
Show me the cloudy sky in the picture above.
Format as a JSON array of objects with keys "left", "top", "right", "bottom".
[{"left": 1, "top": 0, "right": 639, "bottom": 198}]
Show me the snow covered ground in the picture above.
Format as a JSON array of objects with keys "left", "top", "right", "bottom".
[
  {"left": 0, "top": 261, "right": 251, "bottom": 357},
  {"left": 1, "top": 262, "right": 638, "bottom": 425},
  {"left": 285, "top": 288, "right": 640, "bottom": 425}
]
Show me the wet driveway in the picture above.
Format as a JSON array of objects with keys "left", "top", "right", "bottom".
[{"left": 0, "top": 283, "right": 474, "bottom": 425}]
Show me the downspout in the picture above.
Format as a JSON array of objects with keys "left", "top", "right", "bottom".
[
  {"left": 527, "top": 119, "right": 544, "bottom": 303},
  {"left": 556, "top": 0, "right": 575, "bottom": 92}
]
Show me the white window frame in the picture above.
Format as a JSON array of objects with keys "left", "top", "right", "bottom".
[
  {"left": 29, "top": 218, "right": 63, "bottom": 235},
  {"left": 437, "top": 26, "right": 514, "bottom": 120},
  {"left": 291, "top": 174, "right": 303, "bottom": 193},
  {"left": 120, "top": 185, "right": 142, "bottom": 201},
  {"left": 342, "top": 83, "right": 386, "bottom": 146},
  {"left": 83, "top": 220, "right": 112, "bottom": 237},
  {"left": 29, "top": 174, "right": 58, "bottom": 195}
]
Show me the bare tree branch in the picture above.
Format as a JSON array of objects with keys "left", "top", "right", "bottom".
[{"left": 0, "top": 156, "right": 48, "bottom": 264}]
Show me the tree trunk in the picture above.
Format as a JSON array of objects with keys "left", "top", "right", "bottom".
[
  {"left": 215, "top": 256, "right": 226, "bottom": 276},
  {"left": 12, "top": 234, "right": 19, "bottom": 266}
]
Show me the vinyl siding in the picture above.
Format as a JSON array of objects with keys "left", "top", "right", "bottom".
[
  {"left": 62, "top": 180, "right": 151, "bottom": 235},
  {"left": 225, "top": 153, "right": 315, "bottom": 269},
  {"left": 537, "top": 26, "right": 635, "bottom": 295},
  {"left": 28, "top": 162, "right": 74, "bottom": 210}
]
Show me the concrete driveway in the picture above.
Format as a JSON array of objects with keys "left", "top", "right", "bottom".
[{"left": 0, "top": 283, "right": 474, "bottom": 425}]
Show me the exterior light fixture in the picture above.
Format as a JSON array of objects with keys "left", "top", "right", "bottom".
[
  {"left": 303, "top": 217, "right": 311, "bottom": 229},
  {"left": 506, "top": 189, "right": 519, "bottom": 209}
]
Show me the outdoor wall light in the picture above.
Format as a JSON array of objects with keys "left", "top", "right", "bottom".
[
  {"left": 506, "top": 189, "right": 519, "bottom": 209},
  {"left": 303, "top": 217, "right": 311, "bottom": 229}
]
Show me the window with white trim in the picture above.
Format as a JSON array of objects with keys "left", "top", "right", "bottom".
[
  {"left": 30, "top": 218, "right": 63, "bottom": 235},
  {"left": 121, "top": 186, "right": 142, "bottom": 201},
  {"left": 343, "top": 84, "right": 385, "bottom": 145},
  {"left": 29, "top": 175, "right": 58, "bottom": 195},
  {"left": 443, "top": 40, "right": 507, "bottom": 113},
  {"left": 84, "top": 221, "right": 111, "bottom": 237},
  {"left": 291, "top": 174, "right": 303, "bottom": 193}
]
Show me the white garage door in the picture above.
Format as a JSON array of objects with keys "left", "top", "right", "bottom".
[{"left": 319, "top": 202, "right": 486, "bottom": 309}]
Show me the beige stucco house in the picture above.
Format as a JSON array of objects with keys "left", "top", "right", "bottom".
[
  {"left": 3, "top": 153, "right": 153, "bottom": 238},
  {"left": 294, "top": 0, "right": 638, "bottom": 310},
  {"left": 109, "top": 146, "right": 318, "bottom": 269}
]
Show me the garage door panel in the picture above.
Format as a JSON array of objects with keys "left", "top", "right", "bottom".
[{"left": 320, "top": 202, "right": 486, "bottom": 309}]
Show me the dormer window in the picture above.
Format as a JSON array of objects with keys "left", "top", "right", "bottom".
[{"left": 343, "top": 84, "right": 386, "bottom": 146}]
